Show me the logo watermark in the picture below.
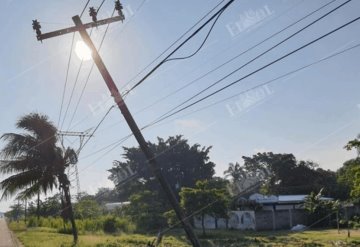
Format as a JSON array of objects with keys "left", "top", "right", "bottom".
[
  {"left": 226, "top": 5, "right": 274, "bottom": 38},
  {"left": 225, "top": 85, "right": 274, "bottom": 117}
]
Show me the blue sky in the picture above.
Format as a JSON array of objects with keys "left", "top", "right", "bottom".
[{"left": 1, "top": 0, "right": 360, "bottom": 211}]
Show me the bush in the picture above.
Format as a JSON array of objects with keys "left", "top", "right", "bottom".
[
  {"left": 115, "top": 217, "right": 135, "bottom": 233},
  {"left": 27, "top": 216, "right": 38, "bottom": 227},
  {"left": 15, "top": 216, "right": 136, "bottom": 234},
  {"left": 103, "top": 217, "right": 117, "bottom": 233},
  {"left": 164, "top": 210, "right": 177, "bottom": 227}
]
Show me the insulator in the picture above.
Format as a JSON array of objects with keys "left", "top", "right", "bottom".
[
  {"left": 89, "top": 7, "right": 98, "bottom": 22},
  {"left": 32, "top": 20, "right": 42, "bottom": 36},
  {"left": 115, "top": 0, "right": 123, "bottom": 11},
  {"left": 115, "top": 0, "right": 125, "bottom": 21}
]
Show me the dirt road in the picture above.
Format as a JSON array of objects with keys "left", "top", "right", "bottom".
[{"left": 0, "top": 218, "right": 17, "bottom": 247}]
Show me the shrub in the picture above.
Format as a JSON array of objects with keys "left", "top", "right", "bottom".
[
  {"left": 14, "top": 216, "right": 136, "bottom": 234},
  {"left": 115, "top": 217, "right": 135, "bottom": 233},
  {"left": 103, "top": 216, "right": 117, "bottom": 233},
  {"left": 27, "top": 216, "right": 38, "bottom": 227}
]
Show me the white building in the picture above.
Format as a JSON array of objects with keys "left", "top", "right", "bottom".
[{"left": 104, "top": 202, "right": 130, "bottom": 211}]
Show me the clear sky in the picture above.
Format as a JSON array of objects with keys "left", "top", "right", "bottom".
[{"left": 1, "top": 0, "right": 360, "bottom": 212}]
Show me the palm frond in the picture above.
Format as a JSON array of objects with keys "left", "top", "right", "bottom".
[
  {"left": 16, "top": 113, "right": 57, "bottom": 144},
  {"left": 0, "top": 169, "right": 42, "bottom": 200},
  {"left": 0, "top": 157, "right": 40, "bottom": 174},
  {"left": 0, "top": 133, "right": 38, "bottom": 159}
]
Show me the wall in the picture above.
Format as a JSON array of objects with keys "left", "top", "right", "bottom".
[
  {"left": 255, "top": 209, "right": 307, "bottom": 231},
  {"left": 193, "top": 209, "right": 307, "bottom": 231}
]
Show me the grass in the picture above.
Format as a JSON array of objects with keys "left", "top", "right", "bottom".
[{"left": 9, "top": 222, "right": 360, "bottom": 247}]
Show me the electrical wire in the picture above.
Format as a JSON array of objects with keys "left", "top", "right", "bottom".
[
  {"left": 78, "top": 0, "right": 340, "bottom": 138},
  {"left": 171, "top": 42, "right": 360, "bottom": 121},
  {"left": 91, "top": 0, "right": 309, "bottom": 133},
  {"left": 67, "top": 0, "right": 226, "bottom": 131},
  {"left": 78, "top": 105, "right": 115, "bottom": 153},
  {"left": 122, "top": 0, "right": 337, "bottom": 123},
  {"left": 58, "top": 35, "right": 75, "bottom": 127},
  {"left": 60, "top": 0, "right": 106, "bottom": 130},
  {"left": 119, "top": 0, "right": 230, "bottom": 93},
  {"left": 124, "top": 0, "right": 234, "bottom": 96},
  {"left": 57, "top": 0, "right": 92, "bottom": 127},
  {"left": 80, "top": 0, "right": 91, "bottom": 17},
  {"left": 66, "top": 9, "right": 116, "bottom": 131},
  {"left": 146, "top": 0, "right": 352, "bottom": 126},
  {"left": 147, "top": 14, "right": 360, "bottom": 128},
  {"left": 77, "top": 40, "right": 360, "bottom": 172},
  {"left": 163, "top": 7, "right": 226, "bottom": 63}
]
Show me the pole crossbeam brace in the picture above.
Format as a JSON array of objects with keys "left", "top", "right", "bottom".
[
  {"left": 37, "top": 16, "right": 123, "bottom": 41},
  {"left": 58, "top": 131, "right": 92, "bottom": 137}
]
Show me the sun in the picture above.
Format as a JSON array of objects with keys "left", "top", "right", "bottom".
[{"left": 75, "top": 40, "right": 92, "bottom": 61}]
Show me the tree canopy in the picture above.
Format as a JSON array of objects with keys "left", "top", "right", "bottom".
[
  {"left": 226, "top": 152, "right": 340, "bottom": 198},
  {"left": 108, "top": 135, "right": 215, "bottom": 200}
]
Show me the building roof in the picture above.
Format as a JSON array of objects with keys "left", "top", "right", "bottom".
[
  {"left": 249, "top": 193, "right": 333, "bottom": 205},
  {"left": 104, "top": 202, "right": 130, "bottom": 210}
]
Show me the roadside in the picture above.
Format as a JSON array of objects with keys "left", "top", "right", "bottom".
[{"left": 0, "top": 218, "right": 22, "bottom": 247}]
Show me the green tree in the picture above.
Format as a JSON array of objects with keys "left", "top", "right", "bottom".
[
  {"left": 74, "top": 197, "right": 101, "bottom": 219},
  {"left": 6, "top": 201, "right": 24, "bottom": 221},
  {"left": 124, "top": 190, "right": 166, "bottom": 232},
  {"left": 224, "top": 162, "right": 246, "bottom": 182},
  {"left": 339, "top": 135, "right": 360, "bottom": 201},
  {"left": 0, "top": 113, "right": 78, "bottom": 243},
  {"left": 240, "top": 152, "right": 340, "bottom": 197},
  {"left": 344, "top": 134, "right": 360, "bottom": 157},
  {"left": 304, "top": 189, "right": 340, "bottom": 227},
  {"left": 180, "top": 180, "right": 229, "bottom": 235},
  {"left": 94, "top": 187, "right": 120, "bottom": 204},
  {"left": 108, "top": 135, "right": 215, "bottom": 201},
  {"left": 40, "top": 194, "right": 62, "bottom": 217}
]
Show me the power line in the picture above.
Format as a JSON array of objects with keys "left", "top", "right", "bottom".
[
  {"left": 58, "top": 35, "right": 75, "bottom": 127},
  {"left": 78, "top": 40, "right": 360, "bottom": 170},
  {"left": 78, "top": 105, "right": 115, "bottom": 153},
  {"left": 66, "top": 9, "right": 116, "bottom": 131},
  {"left": 38, "top": 0, "right": 350, "bottom": 159},
  {"left": 57, "top": 0, "right": 92, "bottom": 127},
  {"left": 119, "top": 0, "right": 230, "bottom": 93},
  {"left": 148, "top": 13, "right": 360, "bottom": 127},
  {"left": 171, "top": 43, "right": 360, "bottom": 120},
  {"left": 67, "top": 0, "right": 149, "bottom": 131},
  {"left": 80, "top": 0, "right": 91, "bottom": 17},
  {"left": 123, "top": 0, "right": 337, "bottom": 122},
  {"left": 146, "top": 0, "right": 352, "bottom": 126},
  {"left": 60, "top": 1, "right": 107, "bottom": 130},
  {"left": 68, "top": 0, "right": 147, "bottom": 129},
  {"left": 124, "top": 0, "right": 234, "bottom": 95},
  {"left": 163, "top": 7, "right": 226, "bottom": 63},
  {"left": 66, "top": 0, "right": 226, "bottom": 131},
  {"left": 91, "top": 0, "right": 309, "bottom": 134}
]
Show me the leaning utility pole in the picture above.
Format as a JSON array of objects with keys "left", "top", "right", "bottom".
[{"left": 33, "top": 2, "right": 201, "bottom": 246}]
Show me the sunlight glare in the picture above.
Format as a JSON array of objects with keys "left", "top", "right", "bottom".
[{"left": 75, "top": 41, "right": 92, "bottom": 61}]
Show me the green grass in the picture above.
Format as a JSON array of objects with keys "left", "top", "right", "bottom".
[{"left": 9, "top": 222, "right": 360, "bottom": 247}]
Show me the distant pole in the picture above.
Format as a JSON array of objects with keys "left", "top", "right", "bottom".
[
  {"left": 345, "top": 206, "right": 350, "bottom": 238},
  {"left": 24, "top": 199, "right": 27, "bottom": 225},
  {"left": 336, "top": 210, "right": 339, "bottom": 234}
]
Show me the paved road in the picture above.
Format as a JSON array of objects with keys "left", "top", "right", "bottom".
[{"left": 0, "top": 218, "right": 16, "bottom": 247}]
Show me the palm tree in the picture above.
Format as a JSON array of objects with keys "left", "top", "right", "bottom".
[
  {"left": 224, "top": 162, "right": 246, "bottom": 182},
  {"left": 0, "top": 113, "right": 78, "bottom": 243},
  {"left": 345, "top": 134, "right": 360, "bottom": 157}
]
